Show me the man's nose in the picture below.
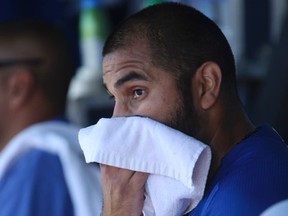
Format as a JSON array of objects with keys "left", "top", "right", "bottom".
[{"left": 112, "top": 100, "right": 132, "bottom": 117}]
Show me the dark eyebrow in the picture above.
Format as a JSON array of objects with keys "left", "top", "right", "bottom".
[{"left": 114, "top": 72, "right": 148, "bottom": 89}]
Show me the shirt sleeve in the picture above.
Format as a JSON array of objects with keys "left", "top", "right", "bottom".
[{"left": 0, "top": 149, "right": 74, "bottom": 216}]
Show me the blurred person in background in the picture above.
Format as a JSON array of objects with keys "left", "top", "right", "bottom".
[{"left": 0, "top": 20, "right": 102, "bottom": 216}]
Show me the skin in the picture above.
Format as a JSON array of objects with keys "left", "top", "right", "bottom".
[
  {"left": 0, "top": 38, "right": 56, "bottom": 151},
  {"left": 102, "top": 41, "right": 255, "bottom": 215}
]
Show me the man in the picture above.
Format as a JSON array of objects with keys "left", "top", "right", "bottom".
[
  {"left": 0, "top": 20, "right": 102, "bottom": 216},
  {"left": 100, "top": 2, "right": 288, "bottom": 215}
]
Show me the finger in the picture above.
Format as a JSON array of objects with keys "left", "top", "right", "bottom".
[
  {"left": 100, "top": 164, "right": 136, "bottom": 183},
  {"left": 129, "top": 171, "right": 149, "bottom": 190}
]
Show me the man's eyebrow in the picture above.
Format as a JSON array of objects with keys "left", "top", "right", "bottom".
[{"left": 114, "top": 72, "right": 148, "bottom": 89}]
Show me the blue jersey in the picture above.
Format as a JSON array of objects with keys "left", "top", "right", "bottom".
[
  {"left": 189, "top": 125, "right": 288, "bottom": 216},
  {"left": 0, "top": 149, "right": 74, "bottom": 216}
]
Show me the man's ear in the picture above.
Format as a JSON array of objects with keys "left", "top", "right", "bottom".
[
  {"left": 193, "top": 62, "right": 222, "bottom": 110},
  {"left": 7, "top": 69, "right": 36, "bottom": 109}
]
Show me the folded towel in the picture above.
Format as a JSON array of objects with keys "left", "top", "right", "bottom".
[{"left": 79, "top": 116, "right": 211, "bottom": 216}]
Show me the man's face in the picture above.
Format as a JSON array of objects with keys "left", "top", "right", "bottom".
[{"left": 103, "top": 43, "right": 200, "bottom": 137}]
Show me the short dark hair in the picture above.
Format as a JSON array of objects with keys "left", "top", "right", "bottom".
[
  {"left": 0, "top": 19, "right": 76, "bottom": 113},
  {"left": 103, "top": 2, "right": 238, "bottom": 98}
]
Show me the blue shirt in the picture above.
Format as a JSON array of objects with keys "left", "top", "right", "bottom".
[
  {"left": 0, "top": 149, "right": 74, "bottom": 216},
  {"left": 189, "top": 125, "right": 288, "bottom": 216}
]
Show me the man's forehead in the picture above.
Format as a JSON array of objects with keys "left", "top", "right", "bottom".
[{"left": 103, "top": 45, "right": 150, "bottom": 75}]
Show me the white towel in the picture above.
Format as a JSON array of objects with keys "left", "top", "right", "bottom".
[{"left": 79, "top": 116, "right": 211, "bottom": 216}]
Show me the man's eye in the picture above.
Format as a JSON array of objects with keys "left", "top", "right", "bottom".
[{"left": 133, "top": 89, "right": 145, "bottom": 99}]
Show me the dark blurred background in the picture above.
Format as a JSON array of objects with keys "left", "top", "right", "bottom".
[{"left": 1, "top": 0, "right": 287, "bottom": 141}]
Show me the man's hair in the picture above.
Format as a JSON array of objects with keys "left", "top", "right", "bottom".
[
  {"left": 103, "top": 2, "right": 238, "bottom": 98},
  {"left": 0, "top": 19, "right": 76, "bottom": 114}
]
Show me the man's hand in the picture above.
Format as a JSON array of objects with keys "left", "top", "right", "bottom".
[{"left": 100, "top": 164, "right": 149, "bottom": 216}]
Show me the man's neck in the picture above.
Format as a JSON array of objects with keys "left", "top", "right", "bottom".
[{"left": 207, "top": 108, "right": 255, "bottom": 183}]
